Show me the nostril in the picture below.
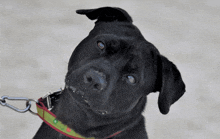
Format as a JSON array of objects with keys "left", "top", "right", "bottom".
[
  {"left": 87, "top": 76, "right": 92, "bottom": 82},
  {"left": 84, "top": 75, "right": 93, "bottom": 83},
  {"left": 94, "top": 84, "right": 101, "bottom": 90}
]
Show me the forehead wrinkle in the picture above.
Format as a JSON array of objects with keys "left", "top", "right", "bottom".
[
  {"left": 117, "top": 50, "right": 142, "bottom": 75},
  {"left": 111, "top": 55, "right": 130, "bottom": 71}
]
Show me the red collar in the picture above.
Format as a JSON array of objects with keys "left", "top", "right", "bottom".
[{"left": 36, "top": 92, "right": 122, "bottom": 139}]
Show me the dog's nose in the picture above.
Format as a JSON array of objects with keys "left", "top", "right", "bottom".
[{"left": 83, "top": 69, "right": 107, "bottom": 91}]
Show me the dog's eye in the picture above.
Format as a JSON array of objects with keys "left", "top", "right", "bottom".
[
  {"left": 127, "top": 76, "right": 136, "bottom": 84},
  {"left": 97, "top": 41, "right": 105, "bottom": 50}
]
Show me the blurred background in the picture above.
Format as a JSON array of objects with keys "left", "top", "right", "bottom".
[{"left": 0, "top": 0, "right": 219, "bottom": 138}]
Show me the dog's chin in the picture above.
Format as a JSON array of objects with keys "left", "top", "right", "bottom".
[{"left": 65, "top": 85, "right": 109, "bottom": 115}]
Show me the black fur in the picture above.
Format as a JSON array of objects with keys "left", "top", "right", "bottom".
[{"left": 34, "top": 7, "right": 185, "bottom": 139}]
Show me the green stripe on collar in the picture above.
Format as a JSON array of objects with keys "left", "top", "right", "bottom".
[{"left": 36, "top": 98, "right": 122, "bottom": 139}]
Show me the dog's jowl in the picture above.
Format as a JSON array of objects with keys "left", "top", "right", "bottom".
[{"left": 34, "top": 7, "right": 185, "bottom": 139}]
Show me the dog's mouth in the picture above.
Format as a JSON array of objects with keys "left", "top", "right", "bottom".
[{"left": 65, "top": 85, "right": 108, "bottom": 115}]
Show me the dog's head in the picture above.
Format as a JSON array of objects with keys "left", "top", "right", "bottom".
[{"left": 65, "top": 7, "right": 185, "bottom": 115}]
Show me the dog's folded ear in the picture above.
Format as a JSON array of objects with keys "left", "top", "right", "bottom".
[
  {"left": 76, "top": 7, "right": 133, "bottom": 23},
  {"left": 155, "top": 55, "right": 186, "bottom": 115}
]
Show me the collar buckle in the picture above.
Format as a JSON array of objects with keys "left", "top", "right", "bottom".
[
  {"left": 42, "top": 92, "right": 52, "bottom": 110},
  {"left": 41, "top": 88, "right": 63, "bottom": 110}
]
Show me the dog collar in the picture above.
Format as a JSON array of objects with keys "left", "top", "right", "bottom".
[{"left": 36, "top": 91, "right": 122, "bottom": 139}]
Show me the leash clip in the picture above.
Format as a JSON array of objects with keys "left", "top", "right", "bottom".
[{"left": 0, "top": 96, "right": 38, "bottom": 114}]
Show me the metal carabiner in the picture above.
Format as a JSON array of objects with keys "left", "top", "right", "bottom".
[{"left": 0, "top": 96, "right": 31, "bottom": 113}]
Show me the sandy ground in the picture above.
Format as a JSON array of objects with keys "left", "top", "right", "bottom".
[{"left": 0, "top": 0, "right": 220, "bottom": 139}]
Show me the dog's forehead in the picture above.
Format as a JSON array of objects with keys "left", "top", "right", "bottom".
[
  {"left": 87, "top": 21, "right": 158, "bottom": 68},
  {"left": 90, "top": 21, "right": 154, "bottom": 54},
  {"left": 90, "top": 22, "right": 143, "bottom": 40}
]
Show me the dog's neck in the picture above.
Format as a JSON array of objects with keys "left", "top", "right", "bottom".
[{"left": 52, "top": 89, "right": 146, "bottom": 138}]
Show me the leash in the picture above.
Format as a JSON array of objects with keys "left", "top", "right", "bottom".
[{"left": 0, "top": 89, "right": 122, "bottom": 139}]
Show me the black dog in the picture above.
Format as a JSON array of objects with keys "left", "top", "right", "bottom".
[{"left": 34, "top": 7, "right": 185, "bottom": 139}]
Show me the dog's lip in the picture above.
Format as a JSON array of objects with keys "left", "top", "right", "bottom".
[
  {"left": 65, "top": 85, "right": 109, "bottom": 115},
  {"left": 95, "top": 110, "right": 108, "bottom": 115},
  {"left": 66, "top": 85, "right": 90, "bottom": 106}
]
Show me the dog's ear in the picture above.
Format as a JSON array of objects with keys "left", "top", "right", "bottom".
[
  {"left": 76, "top": 7, "right": 132, "bottom": 23},
  {"left": 155, "top": 55, "right": 185, "bottom": 114}
]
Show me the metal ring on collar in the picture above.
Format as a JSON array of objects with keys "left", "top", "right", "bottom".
[{"left": 26, "top": 99, "right": 39, "bottom": 115}]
